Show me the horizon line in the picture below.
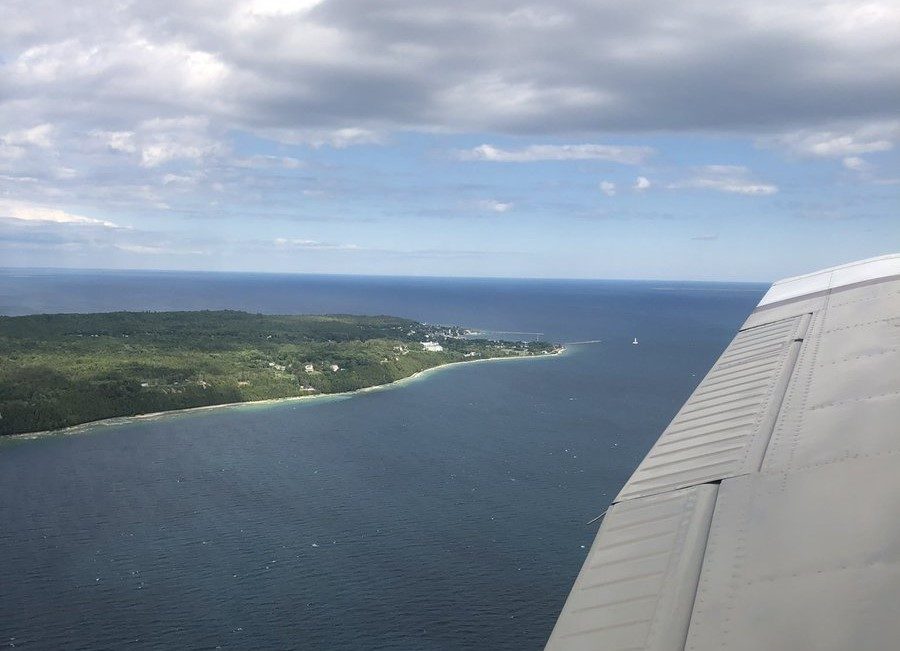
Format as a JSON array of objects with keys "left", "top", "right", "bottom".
[{"left": 0, "top": 264, "right": 774, "bottom": 285}]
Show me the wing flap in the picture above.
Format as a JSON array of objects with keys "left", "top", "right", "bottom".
[{"left": 546, "top": 485, "right": 717, "bottom": 651}]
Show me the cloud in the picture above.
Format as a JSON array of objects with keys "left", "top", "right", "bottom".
[
  {"left": 0, "top": 199, "right": 118, "bottom": 227},
  {"left": 633, "top": 176, "right": 651, "bottom": 191},
  {"left": 691, "top": 234, "right": 719, "bottom": 241},
  {"left": 4, "top": 0, "right": 898, "bottom": 143},
  {"left": 136, "top": 117, "right": 225, "bottom": 167},
  {"left": 842, "top": 156, "right": 870, "bottom": 171},
  {"left": 273, "top": 237, "right": 362, "bottom": 250},
  {"left": 93, "top": 130, "right": 138, "bottom": 154},
  {"left": 89, "top": 118, "right": 225, "bottom": 168},
  {"left": 242, "top": 0, "right": 325, "bottom": 18},
  {"left": 253, "top": 127, "right": 386, "bottom": 148},
  {"left": 2, "top": 124, "right": 55, "bottom": 149},
  {"left": 0, "top": 0, "right": 897, "bottom": 275},
  {"left": 795, "top": 209, "right": 850, "bottom": 221},
  {"left": 307, "top": 128, "right": 385, "bottom": 149},
  {"left": 477, "top": 199, "right": 513, "bottom": 213},
  {"left": 114, "top": 243, "right": 207, "bottom": 255},
  {"left": 456, "top": 143, "right": 652, "bottom": 164},
  {"left": 0, "top": 205, "right": 220, "bottom": 262},
  {"left": 0, "top": 124, "right": 56, "bottom": 164},
  {"left": 599, "top": 180, "right": 616, "bottom": 196},
  {"left": 268, "top": 238, "right": 512, "bottom": 260},
  {"left": 769, "top": 122, "right": 899, "bottom": 157},
  {"left": 839, "top": 152, "right": 899, "bottom": 185},
  {"left": 669, "top": 165, "right": 778, "bottom": 195},
  {"left": 233, "top": 155, "right": 304, "bottom": 169}
]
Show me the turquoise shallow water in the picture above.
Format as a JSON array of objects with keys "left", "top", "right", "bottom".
[{"left": 0, "top": 270, "right": 765, "bottom": 649}]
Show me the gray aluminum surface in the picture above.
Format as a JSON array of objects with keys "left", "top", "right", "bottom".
[
  {"left": 762, "top": 278, "right": 900, "bottom": 472},
  {"left": 548, "top": 256, "right": 900, "bottom": 651},
  {"left": 615, "top": 316, "right": 806, "bottom": 502},
  {"left": 740, "top": 293, "right": 826, "bottom": 329},
  {"left": 685, "top": 453, "right": 900, "bottom": 651},
  {"left": 546, "top": 485, "right": 717, "bottom": 651}
]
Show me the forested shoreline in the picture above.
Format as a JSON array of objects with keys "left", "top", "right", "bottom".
[{"left": 0, "top": 311, "right": 560, "bottom": 436}]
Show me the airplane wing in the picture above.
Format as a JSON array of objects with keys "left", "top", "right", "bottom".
[{"left": 546, "top": 254, "right": 900, "bottom": 651}]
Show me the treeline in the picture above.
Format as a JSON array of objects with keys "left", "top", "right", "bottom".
[{"left": 0, "top": 311, "right": 559, "bottom": 435}]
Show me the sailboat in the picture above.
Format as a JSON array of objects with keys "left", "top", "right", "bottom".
[{"left": 632, "top": 337, "right": 639, "bottom": 345}]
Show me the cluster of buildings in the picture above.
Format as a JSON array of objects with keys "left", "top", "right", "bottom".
[{"left": 268, "top": 361, "right": 340, "bottom": 373}]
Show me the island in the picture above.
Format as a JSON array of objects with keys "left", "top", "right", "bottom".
[{"left": 0, "top": 311, "right": 563, "bottom": 436}]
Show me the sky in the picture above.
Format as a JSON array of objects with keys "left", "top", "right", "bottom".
[{"left": 1, "top": 0, "right": 898, "bottom": 281}]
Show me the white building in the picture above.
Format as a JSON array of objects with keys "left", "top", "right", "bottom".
[
  {"left": 421, "top": 341, "right": 444, "bottom": 352},
  {"left": 304, "top": 363, "right": 315, "bottom": 372},
  {"left": 330, "top": 364, "right": 340, "bottom": 372}
]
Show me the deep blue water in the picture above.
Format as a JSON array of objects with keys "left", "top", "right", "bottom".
[{"left": 0, "top": 269, "right": 766, "bottom": 650}]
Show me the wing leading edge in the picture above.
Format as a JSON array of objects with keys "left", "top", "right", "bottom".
[{"left": 546, "top": 254, "right": 900, "bottom": 651}]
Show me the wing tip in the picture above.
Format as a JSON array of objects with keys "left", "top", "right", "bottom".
[{"left": 758, "top": 252, "right": 900, "bottom": 307}]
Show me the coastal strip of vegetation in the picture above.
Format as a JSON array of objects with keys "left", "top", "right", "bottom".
[{"left": 0, "top": 311, "right": 562, "bottom": 436}]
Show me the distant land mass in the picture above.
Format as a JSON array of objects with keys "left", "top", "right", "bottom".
[{"left": 0, "top": 311, "right": 562, "bottom": 436}]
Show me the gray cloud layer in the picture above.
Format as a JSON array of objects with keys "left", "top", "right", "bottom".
[{"left": 3, "top": 0, "right": 899, "bottom": 140}]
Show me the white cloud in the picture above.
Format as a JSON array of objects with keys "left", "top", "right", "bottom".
[
  {"left": 273, "top": 237, "right": 361, "bottom": 250},
  {"left": 243, "top": 0, "right": 325, "bottom": 18},
  {"left": 0, "top": 199, "right": 118, "bottom": 227},
  {"left": 90, "top": 119, "right": 225, "bottom": 168},
  {"left": 0, "top": 125, "right": 55, "bottom": 166},
  {"left": 842, "top": 156, "right": 870, "bottom": 171},
  {"left": 136, "top": 117, "right": 225, "bottom": 168},
  {"left": 770, "top": 122, "right": 899, "bottom": 157},
  {"left": 457, "top": 144, "right": 652, "bottom": 165},
  {"left": 435, "top": 74, "right": 614, "bottom": 132},
  {"left": 477, "top": 199, "right": 514, "bottom": 213},
  {"left": 162, "top": 173, "right": 200, "bottom": 185},
  {"left": 141, "top": 143, "right": 208, "bottom": 167},
  {"left": 599, "top": 180, "right": 616, "bottom": 196},
  {"left": 633, "top": 176, "right": 651, "bottom": 191},
  {"left": 259, "top": 128, "right": 386, "bottom": 149},
  {"left": 232, "top": 155, "right": 305, "bottom": 169},
  {"left": 309, "top": 128, "right": 385, "bottom": 149},
  {"left": 503, "top": 6, "right": 572, "bottom": 28},
  {"left": 114, "top": 243, "right": 207, "bottom": 255},
  {"left": 3, "top": 124, "right": 55, "bottom": 149},
  {"left": 54, "top": 166, "right": 78, "bottom": 180},
  {"left": 0, "top": 143, "right": 26, "bottom": 163},
  {"left": 839, "top": 153, "right": 899, "bottom": 185},
  {"left": 670, "top": 165, "right": 778, "bottom": 195},
  {"left": 93, "top": 130, "right": 137, "bottom": 154}
]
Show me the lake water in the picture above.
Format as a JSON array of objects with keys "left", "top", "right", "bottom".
[{"left": 0, "top": 269, "right": 766, "bottom": 650}]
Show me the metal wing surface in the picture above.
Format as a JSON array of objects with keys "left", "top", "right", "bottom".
[{"left": 546, "top": 254, "right": 900, "bottom": 651}]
